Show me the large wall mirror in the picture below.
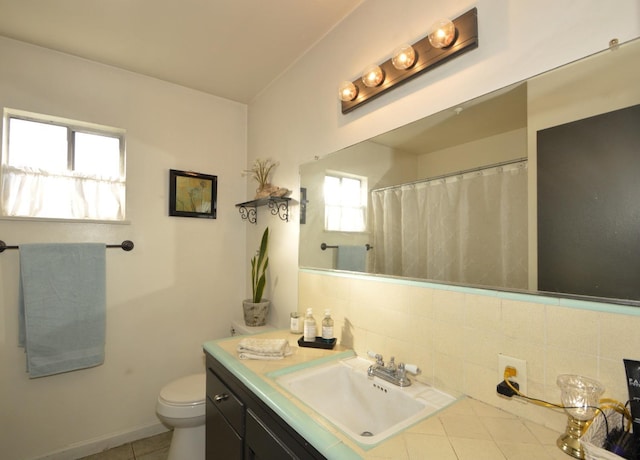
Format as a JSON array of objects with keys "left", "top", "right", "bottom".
[{"left": 300, "top": 37, "right": 640, "bottom": 306}]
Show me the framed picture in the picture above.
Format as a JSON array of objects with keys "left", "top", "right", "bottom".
[{"left": 169, "top": 169, "right": 217, "bottom": 219}]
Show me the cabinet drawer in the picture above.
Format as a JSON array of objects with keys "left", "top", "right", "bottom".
[{"left": 207, "top": 367, "right": 244, "bottom": 435}]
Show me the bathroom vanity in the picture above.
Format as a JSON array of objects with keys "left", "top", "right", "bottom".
[
  {"left": 203, "top": 331, "right": 564, "bottom": 459},
  {"left": 205, "top": 350, "right": 326, "bottom": 459}
]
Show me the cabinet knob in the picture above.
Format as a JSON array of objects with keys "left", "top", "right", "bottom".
[{"left": 214, "top": 393, "right": 229, "bottom": 402}]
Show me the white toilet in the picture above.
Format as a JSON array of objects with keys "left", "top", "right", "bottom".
[
  {"left": 156, "top": 321, "right": 275, "bottom": 459},
  {"left": 156, "top": 373, "right": 206, "bottom": 460},
  {"left": 230, "top": 318, "right": 276, "bottom": 336}
]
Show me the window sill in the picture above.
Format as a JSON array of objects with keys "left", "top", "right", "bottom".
[{"left": 0, "top": 215, "right": 131, "bottom": 225}]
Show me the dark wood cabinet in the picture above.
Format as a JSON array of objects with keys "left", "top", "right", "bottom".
[
  {"left": 205, "top": 352, "right": 325, "bottom": 460},
  {"left": 206, "top": 397, "right": 243, "bottom": 459},
  {"left": 245, "top": 409, "right": 297, "bottom": 459},
  {"left": 205, "top": 365, "right": 244, "bottom": 458}
]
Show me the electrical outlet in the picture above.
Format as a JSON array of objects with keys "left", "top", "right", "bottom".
[{"left": 498, "top": 354, "right": 527, "bottom": 398}]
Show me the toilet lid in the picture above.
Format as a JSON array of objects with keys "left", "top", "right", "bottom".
[{"left": 159, "top": 373, "right": 205, "bottom": 405}]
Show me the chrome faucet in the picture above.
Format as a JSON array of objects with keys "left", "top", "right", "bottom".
[{"left": 366, "top": 351, "right": 421, "bottom": 387}]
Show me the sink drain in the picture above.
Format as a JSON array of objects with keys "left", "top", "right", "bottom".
[{"left": 360, "top": 431, "right": 374, "bottom": 437}]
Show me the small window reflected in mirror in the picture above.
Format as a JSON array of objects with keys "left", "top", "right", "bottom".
[{"left": 324, "top": 173, "right": 367, "bottom": 232}]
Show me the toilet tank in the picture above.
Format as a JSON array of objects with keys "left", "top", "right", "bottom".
[{"left": 230, "top": 319, "right": 275, "bottom": 336}]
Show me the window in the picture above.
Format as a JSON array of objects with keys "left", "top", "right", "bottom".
[
  {"left": 324, "top": 173, "right": 367, "bottom": 232},
  {"left": 1, "top": 109, "right": 126, "bottom": 221}
]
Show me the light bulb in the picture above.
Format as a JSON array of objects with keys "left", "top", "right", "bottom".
[
  {"left": 338, "top": 81, "right": 358, "bottom": 102},
  {"left": 428, "top": 19, "right": 456, "bottom": 49},
  {"left": 361, "top": 64, "right": 384, "bottom": 87},
  {"left": 392, "top": 44, "right": 416, "bottom": 70}
]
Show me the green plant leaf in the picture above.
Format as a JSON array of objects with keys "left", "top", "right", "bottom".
[
  {"left": 251, "top": 227, "right": 269, "bottom": 302},
  {"left": 256, "top": 227, "right": 269, "bottom": 270},
  {"left": 250, "top": 257, "right": 257, "bottom": 297},
  {"left": 254, "top": 274, "right": 266, "bottom": 303}
]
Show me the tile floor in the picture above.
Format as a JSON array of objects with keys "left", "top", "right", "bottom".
[{"left": 78, "top": 431, "right": 171, "bottom": 460}]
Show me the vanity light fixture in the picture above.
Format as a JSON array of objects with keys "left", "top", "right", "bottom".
[
  {"left": 361, "top": 64, "right": 385, "bottom": 87},
  {"left": 340, "top": 7, "right": 478, "bottom": 114}
]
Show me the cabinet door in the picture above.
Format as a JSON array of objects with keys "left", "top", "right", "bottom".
[
  {"left": 245, "top": 409, "right": 296, "bottom": 460},
  {"left": 207, "top": 367, "right": 244, "bottom": 434},
  {"left": 206, "top": 398, "right": 243, "bottom": 459}
]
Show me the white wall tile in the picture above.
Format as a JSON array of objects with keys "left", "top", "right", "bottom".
[{"left": 299, "top": 273, "right": 637, "bottom": 429}]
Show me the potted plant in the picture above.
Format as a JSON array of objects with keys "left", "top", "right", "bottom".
[{"left": 243, "top": 227, "right": 270, "bottom": 326}]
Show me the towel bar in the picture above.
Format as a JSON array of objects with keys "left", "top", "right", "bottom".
[
  {"left": 320, "top": 243, "right": 373, "bottom": 251},
  {"left": 0, "top": 240, "right": 134, "bottom": 253}
]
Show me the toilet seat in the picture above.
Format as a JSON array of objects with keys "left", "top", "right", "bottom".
[{"left": 159, "top": 373, "right": 205, "bottom": 407}]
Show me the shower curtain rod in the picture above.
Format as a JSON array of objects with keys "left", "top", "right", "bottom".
[
  {"left": 0, "top": 240, "right": 135, "bottom": 253},
  {"left": 371, "top": 157, "right": 527, "bottom": 193}
]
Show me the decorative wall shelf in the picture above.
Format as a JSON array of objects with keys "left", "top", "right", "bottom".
[{"left": 235, "top": 197, "right": 290, "bottom": 223}]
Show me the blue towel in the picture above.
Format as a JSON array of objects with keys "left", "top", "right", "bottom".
[
  {"left": 336, "top": 245, "right": 367, "bottom": 272},
  {"left": 19, "top": 243, "right": 106, "bottom": 378}
]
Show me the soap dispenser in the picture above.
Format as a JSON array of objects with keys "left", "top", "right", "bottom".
[
  {"left": 321, "top": 309, "right": 334, "bottom": 342},
  {"left": 303, "top": 308, "right": 316, "bottom": 342}
]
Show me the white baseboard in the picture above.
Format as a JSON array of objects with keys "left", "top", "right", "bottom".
[{"left": 34, "top": 422, "right": 170, "bottom": 460}]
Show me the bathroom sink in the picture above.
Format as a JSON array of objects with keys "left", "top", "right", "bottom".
[{"left": 275, "top": 356, "right": 457, "bottom": 446}]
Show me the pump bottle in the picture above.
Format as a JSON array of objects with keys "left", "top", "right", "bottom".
[
  {"left": 321, "top": 309, "right": 334, "bottom": 341},
  {"left": 303, "top": 308, "right": 316, "bottom": 342}
]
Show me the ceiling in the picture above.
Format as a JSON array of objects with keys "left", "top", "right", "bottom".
[{"left": 0, "top": 0, "right": 362, "bottom": 103}]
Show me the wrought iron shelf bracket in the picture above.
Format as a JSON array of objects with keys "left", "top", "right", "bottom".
[{"left": 235, "top": 197, "right": 290, "bottom": 224}]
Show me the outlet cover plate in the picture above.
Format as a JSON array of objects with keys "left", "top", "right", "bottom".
[{"left": 498, "top": 354, "right": 527, "bottom": 398}]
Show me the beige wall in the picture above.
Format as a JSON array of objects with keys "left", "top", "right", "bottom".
[
  {"left": 250, "top": 0, "right": 640, "bottom": 435},
  {"left": 0, "top": 38, "right": 248, "bottom": 459}
]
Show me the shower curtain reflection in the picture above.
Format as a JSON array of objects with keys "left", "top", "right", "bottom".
[{"left": 371, "top": 160, "right": 528, "bottom": 289}]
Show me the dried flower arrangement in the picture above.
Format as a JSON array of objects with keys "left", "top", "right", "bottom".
[{"left": 243, "top": 158, "right": 289, "bottom": 199}]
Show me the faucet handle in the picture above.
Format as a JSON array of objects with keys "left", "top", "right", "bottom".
[
  {"left": 367, "top": 350, "right": 384, "bottom": 366},
  {"left": 402, "top": 363, "right": 421, "bottom": 375}
]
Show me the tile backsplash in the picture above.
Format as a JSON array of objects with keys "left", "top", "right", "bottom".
[{"left": 299, "top": 269, "right": 640, "bottom": 432}]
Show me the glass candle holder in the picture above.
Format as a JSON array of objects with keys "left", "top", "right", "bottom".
[{"left": 556, "top": 374, "right": 604, "bottom": 459}]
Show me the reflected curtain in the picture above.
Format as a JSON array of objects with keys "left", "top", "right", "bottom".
[{"left": 371, "top": 161, "right": 528, "bottom": 289}]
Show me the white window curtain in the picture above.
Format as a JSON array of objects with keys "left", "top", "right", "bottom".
[
  {"left": 1, "top": 165, "right": 125, "bottom": 220},
  {"left": 370, "top": 160, "right": 528, "bottom": 289}
]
